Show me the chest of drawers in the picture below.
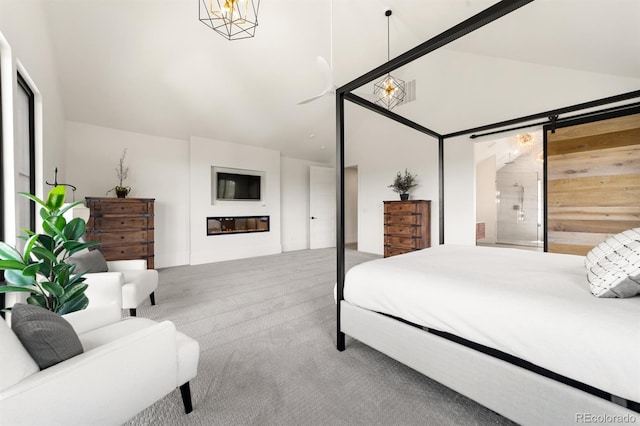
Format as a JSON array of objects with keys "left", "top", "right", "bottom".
[
  {"left": 85, "top": 197, "right": 155, "bottom": 269},
  {"left": 383, "top": 200, "right": 431, "bottom": 258}
]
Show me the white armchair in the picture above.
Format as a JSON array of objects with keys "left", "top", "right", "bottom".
[
  {"left": 84, "top": 259, "right": 158, "bottom": 316},
  {"left": 0, "top": 300, "right": 200, "bottom": 425}
]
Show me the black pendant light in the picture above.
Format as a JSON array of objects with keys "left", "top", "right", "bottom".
[
  {"left": 199, "top": 0, "right": 260, "bottom": 41},
  {"left": 373, "top": 10, "right": 406, "bottom": 110}
]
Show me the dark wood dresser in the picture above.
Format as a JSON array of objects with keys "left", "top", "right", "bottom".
[
  {"left": 85, "top": 197, "right": 155, "bottom": 269},
  {"left": 383, "top": 200, "right": 431, "bottom": 258}
]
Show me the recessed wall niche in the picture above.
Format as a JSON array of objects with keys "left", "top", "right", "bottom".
[{"left": 207, "top": 216, "right": 270, "bottom": 236}]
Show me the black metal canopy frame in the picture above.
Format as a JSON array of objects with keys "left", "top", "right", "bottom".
[{"left": 335, "top": 0, "right": 640, "bottom": 351}]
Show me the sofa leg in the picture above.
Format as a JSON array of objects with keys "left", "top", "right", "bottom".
[
  {"left": 180, "top": 382, "right": 193, "bottom": 414},
  {"left": 129, "top": 308, "right": 136, "bottom": 317},
  {"left": 150, "top": 292, "right": 156, "bottom": 306}
]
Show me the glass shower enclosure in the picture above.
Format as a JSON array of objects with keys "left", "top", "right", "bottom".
[{"left": 495, "top": 170, "right": 543, "bottom": 248}]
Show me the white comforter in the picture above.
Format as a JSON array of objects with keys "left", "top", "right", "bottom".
[{"left": 344, "top": 244, "right": 640, "bottom": 402}]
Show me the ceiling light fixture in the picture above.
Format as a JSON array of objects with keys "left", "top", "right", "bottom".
[
  {"left": 511, "top": 133, "right": 537, "bottom": 154},
  {"left": 374, "top": 10, "right": 406, "bottom": 110},
  {"left": 199, "top": 0, "right": 260, "bottom": 41}
]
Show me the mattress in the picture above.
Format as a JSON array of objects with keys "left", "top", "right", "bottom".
[{"left": 343, "top": 244, "right": 640, "bottom": 402}]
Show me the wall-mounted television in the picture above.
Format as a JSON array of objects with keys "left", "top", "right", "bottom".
[{"left": 211, "top": 166, "right": 265, "bottom": 203}]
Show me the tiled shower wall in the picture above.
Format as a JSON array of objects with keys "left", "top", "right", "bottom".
[{"left": 496, "top": 154, "right": 542, "bottom": 247}]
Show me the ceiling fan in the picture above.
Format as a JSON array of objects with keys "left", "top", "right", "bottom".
[{"left": 297, "top": 56, "right": 336, "bottom": 105}]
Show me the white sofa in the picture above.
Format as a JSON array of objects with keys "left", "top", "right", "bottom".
[
  {"left": 0, "top": 280, "right": 199, "bottom": 425},
  {"left": 84, "top": 259, "right": 158, "bottom": 316}
]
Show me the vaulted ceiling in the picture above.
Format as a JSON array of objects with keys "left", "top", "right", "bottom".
[{"left": 39, "top": 0, "right": 640, "bottom": 163}]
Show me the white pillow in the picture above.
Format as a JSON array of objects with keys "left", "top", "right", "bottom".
[{"left": 585, "top": 228, "right": 640, "bottom": 298}]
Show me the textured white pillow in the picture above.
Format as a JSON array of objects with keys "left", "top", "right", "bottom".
[{"left": 585, "top": 228, "right": 640, "bottom": 298}]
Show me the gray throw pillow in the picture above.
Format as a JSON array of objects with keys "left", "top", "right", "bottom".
[
  {"left": 68, "top": 250, "right": 108, "bottom": 273},
  {"left": 11, "top": 303, "right": 84, "bottom": 370}
]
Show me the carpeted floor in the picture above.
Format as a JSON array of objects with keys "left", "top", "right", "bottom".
[{"left": 125, "top": 248, "right": 515, "bottom": 426}]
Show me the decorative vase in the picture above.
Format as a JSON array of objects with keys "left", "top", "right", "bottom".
[
  {"left": 400, "top": 193, "right": 409, "bottom": 200},
  {"left": 115, "top": 186, "right": 130, "bottom": 198}
]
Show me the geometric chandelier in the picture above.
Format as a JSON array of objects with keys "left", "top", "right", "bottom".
[
  {"left": 199, "top": 0, "right": 260, "bottom": 41},
  {"left": 374, "top": 10, "right": 406, "bottom": 110}
]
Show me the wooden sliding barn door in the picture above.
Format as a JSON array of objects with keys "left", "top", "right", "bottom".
[{"left": 546, "top": 112, "right": 640, "bottom": 255}]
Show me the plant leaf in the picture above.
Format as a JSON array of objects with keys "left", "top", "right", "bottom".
[
  {"left": 45, "top": 185, "right": 66, "bottom": 211},
  {"left": 43, "top": 215, "right": 66, "bottom": 238},
  {"left": 5, "top": 269, "right": 36, "bottom": 286},
  {"left": 59, "top": 282, "right": 88, "bottom": 305},
  {"left": 66, "top": 241, "right": 100, "bottom": 257},
  {"left": 68, "top": 274, "right": 86, "bottom": 285},
  {"left": 0, "top": 241, "right": 24, "bottom": 262},
  {"left": 42, "top": 281, "right": 65, "bottom": 298},
  {"left": 22, "top": 262, "right": 42, "bottom": 277},
  {"left": 36, "top": 234, "right": 55, "bottom": 252},
  {"left": 57, "top": 294, "right": 89, "bottom": 315},
  {"left": 52, "top": 265, "right": 71, "bottom": 290},
  {"left": 58, "top": 200, "right": 82, "bottom": 217},
  {"left": 19, "top": 192, "right": 48, "bottom": 210},
  {"left": 63, "top": 218, "right": 86, "bottom": 240},
  {"left": 0, "top": 285, "right": 37, "bottom": 293},
  {"left": 22, "top": 234, "right": 40, "bottom": 262},
  {"left": 52, "top": 263, "right": 72, "bottom": 284},
  {"left": 0, "top": 259, "right": 26, "bottom": 270},
  {"left": 26, "top": 294, "right": 48, "bottom": 309},
  {"left": 39, "top": 207, "right": 49, "bottom": 221},
  {"left": 31, "top": 246, "right": 58, "bottom": 264}
]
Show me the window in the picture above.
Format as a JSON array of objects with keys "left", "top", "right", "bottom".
[{"left": 15, "top": 72, "right": 35, "bottom": 245}]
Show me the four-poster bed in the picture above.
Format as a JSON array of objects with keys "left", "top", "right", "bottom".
[{"left": 334, "top": 1, "right": 640, "bottom": 424}]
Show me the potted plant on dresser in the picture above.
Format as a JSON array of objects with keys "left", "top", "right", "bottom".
[
  {"left": 389, "top": 169, "right": 418, "bottom": 200},
  {"left": 107, "top": 148, "right": 131, "bottom": 198}
]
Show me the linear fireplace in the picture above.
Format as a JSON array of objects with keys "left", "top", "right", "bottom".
[{"left": 207, "top": 216, "right": 270, "bottom": 236}]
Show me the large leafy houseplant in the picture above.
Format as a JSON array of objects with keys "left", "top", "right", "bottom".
[{"left": 0, "top": 186, "right": 98, "bottom": 314}]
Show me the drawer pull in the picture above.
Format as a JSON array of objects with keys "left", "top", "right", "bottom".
[
  {"left": 120, "top": 236, "right": 125, "bottom": 239},
  {"left": 121, "top": 221, "right": 125, "bottom": 225},
  {"left": 120, "top": 250, "right": 125, "bottom": 254}
]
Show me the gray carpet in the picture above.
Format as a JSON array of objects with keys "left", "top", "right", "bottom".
[{"left": 125, "top": 248, "right": 515, "bottom": 426}]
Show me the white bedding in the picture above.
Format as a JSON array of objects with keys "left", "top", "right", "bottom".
[{"left": 343, "top": 245, "right": 640, "bottom": 402}]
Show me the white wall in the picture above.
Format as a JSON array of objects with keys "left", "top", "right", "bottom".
[
  {"left": 0, "top": 0, "right": 66, "bottom": 244},
  {"left": 66, "top": 124, "right": 329, "bottom": 266},
  {"left": 189, "top": 136, "right": 281, "bottom": 264},
  {"left": 345, "top": 104, "right": 440, "bottom": 255},
  {"left": 443, "top": 135, "right": 476, "bottom": 245},
  {"left": 280, "top": 156, "right": 331, "bottom": 252},
  {"left": 65, "top": 121, "right": 190, "bottom": 268}
]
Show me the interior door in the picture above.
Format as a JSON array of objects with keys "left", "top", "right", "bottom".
[
  {"left": 309, "top": 166, "right": 336, "bottom": 249},
  {"left": 545, "top": 112, "right": 640, "bottom": 255}
]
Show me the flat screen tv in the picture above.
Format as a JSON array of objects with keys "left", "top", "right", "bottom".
[{"left": 216, "top": 172, "right": 261, "bottom": 200}]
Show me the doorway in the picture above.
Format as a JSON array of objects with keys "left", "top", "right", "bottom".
[
  {"left": 475, "top": 132, "right": 544, "bottom": 251},
  {"left": 309, "top": 166, "right": 336, "bottom": 249}
]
